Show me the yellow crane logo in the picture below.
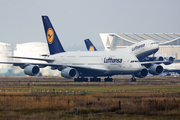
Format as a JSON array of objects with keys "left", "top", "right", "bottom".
[
  {"left": 89, "top": 46, "right": 95, "bottom": 51},
  {"left": 47, "top": 28, "right": 54, "bottom": 44}
]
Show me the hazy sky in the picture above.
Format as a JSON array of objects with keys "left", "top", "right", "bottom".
[{"left": 0, "top": 0, "right": 180, "bottom": 51}]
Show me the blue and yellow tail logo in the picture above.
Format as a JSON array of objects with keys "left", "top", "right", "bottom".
[
  {"left": 47, "top": 28, "right": 54, "bottom": 44},
  {"left": 89, "top": 45, "right": 95, "bottom": 51}
]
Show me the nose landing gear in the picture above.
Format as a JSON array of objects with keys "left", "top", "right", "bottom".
[{"left": 131, "top": 75, "right": 136, "bottom": 82}]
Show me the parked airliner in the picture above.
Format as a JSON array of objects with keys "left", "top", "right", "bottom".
[
  {"left": 85, "top": 39, "right": 175, "bottom": 64},
  {"left": 0, "top": 16, "right": 167, "bottom": 82}
]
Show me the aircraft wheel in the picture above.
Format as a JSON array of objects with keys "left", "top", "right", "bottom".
[
  {"left": 84, "top": 78, "right": 88, "bottom": 82},
  {"left": 131, "top": 78, "right": 136, "bottom": 82}
]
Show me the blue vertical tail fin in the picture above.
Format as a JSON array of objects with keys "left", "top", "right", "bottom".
[
  {"left": 84, "top": 39, "right": 97, "bottom": 51},
  {"left": 42, "top": 16, "right": 65, "bottom": 55}
]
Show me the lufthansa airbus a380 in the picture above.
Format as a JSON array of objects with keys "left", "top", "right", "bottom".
[{"left": 0, "top": 16, "right": 167, "bottom": 82}]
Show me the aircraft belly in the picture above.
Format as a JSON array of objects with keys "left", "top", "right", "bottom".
[
  {"left": 137, "top": 48, "right": 159, "bottom": 61},
  {"left": 95, "top": 69, "right": 139, "bottom": 76},
  {"left": 99, "top": 64, "right": 140, "bottom": 76}
]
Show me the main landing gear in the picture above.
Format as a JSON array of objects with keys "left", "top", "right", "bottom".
[
  {"left": 74, "top": 77, "right": 114, "bottom": 82},
  {"left": 90, "top": 77, "right": 113, "bottom": 82},
  {"left": 90, "top": 77, "right": 101, "bottom": 82},
  {"left": 74, "top": 77, "right": 88, "bottom": 82},
  {"left": 104, "top": 77, "right": 113, "bottom": 82}
]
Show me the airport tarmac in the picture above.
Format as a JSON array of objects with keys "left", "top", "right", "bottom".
[{"left": 0, "top": 76, "right": 179, "bottom": 83}]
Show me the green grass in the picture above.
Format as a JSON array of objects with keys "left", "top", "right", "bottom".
[
  {"left": 1, "top": 81, "right": 180, "bottom": 93},
  {"left": 0, "top": 76, "right": 180, "bottom": 119}
]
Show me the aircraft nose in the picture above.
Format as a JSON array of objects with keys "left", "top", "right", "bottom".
[
  {"left": 154, "top": 44, "right": 159, "bottom": 52},
  {"left": 155, "top": 44, "right": 159, "bottom": 48}
]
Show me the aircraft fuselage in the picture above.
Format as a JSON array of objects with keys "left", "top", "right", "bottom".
[{"left": 49, "top": 50, "right": 142, "bottom": 77}]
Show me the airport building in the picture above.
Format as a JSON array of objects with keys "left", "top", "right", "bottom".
[
  {"left": 0, "top": 42, "right": 13, "bottom": 75},
  {"left": 0, "top": 42, "right": 60, "bottom": 76},
  {"left": 14, "top": 42, "right": 49, "bottom": 62},
  {"left": 13, "top": 42, "right": 60, "bottom": 76},
  {"left": 100, "top": 33, "right": 180, "bottom": 59}
]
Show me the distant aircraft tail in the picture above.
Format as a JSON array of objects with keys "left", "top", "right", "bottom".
[
  {"left": 42, "top": 16, "right": 65, "bottom": 55},
  {"left": 84, "top": 39, "right": 97, "bottom": 51}
]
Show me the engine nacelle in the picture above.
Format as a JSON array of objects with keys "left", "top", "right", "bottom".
[
  {"left": 148, "top": 64, "right": 163, "bottom": 75},
  {"left": 24, "top": 65, "right": 40, "bottom": 76},
  {"left": 61, "top": 67, "right": 77, "bottom": 78},
  {"left": 164, "top": 56, "right": 175, "bottom": 65},
  {"left": 134, "top": 68, "right": 148, "bottom": 78},
  {"left": 154, "top": 56, "right": 164, "bottom": 61}
]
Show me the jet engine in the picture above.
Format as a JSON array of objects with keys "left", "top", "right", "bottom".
[
  {"left": 134, "top": 68, "right": 148, "bottom": 78},
  {"left": 61, "top": 67, "right": 78, "bottom": 78},
  {"left": 154, "top": 56, "right": 164, "bottom": 61},
  {"left": 164, "top": 56, "right": 175, "bottom": 65},
  {"left": 148, "top": 64, "right": 163, "bottom": 75},
  {"left": 24, "top": 65, "right": 40, "bottom": 76}
]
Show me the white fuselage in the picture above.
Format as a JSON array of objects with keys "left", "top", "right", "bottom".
[
  {"left": 119, "top": 40, "right": 159, "bottom": 61},
  {"left": 49, "top": 51, "right": 142, "bottom": 77}
]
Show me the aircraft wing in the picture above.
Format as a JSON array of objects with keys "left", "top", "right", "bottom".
[
  {"left": 140, "top": 61, "right": 170, "bottom": 65},
  {"left": 8, "top": 56, "right": 54, "bottom": 62},
  {"left": 174, "top": 59, "right": 180, "bottom": 63},
  {"left": 0, "top": 61, "right": 64, "bottom": 68},
  {"left": 0, "top": 61, "right": 105, "bottom": 73},
  {"left": 0, "top": 61, "right": 107, "bottom": 76}
]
